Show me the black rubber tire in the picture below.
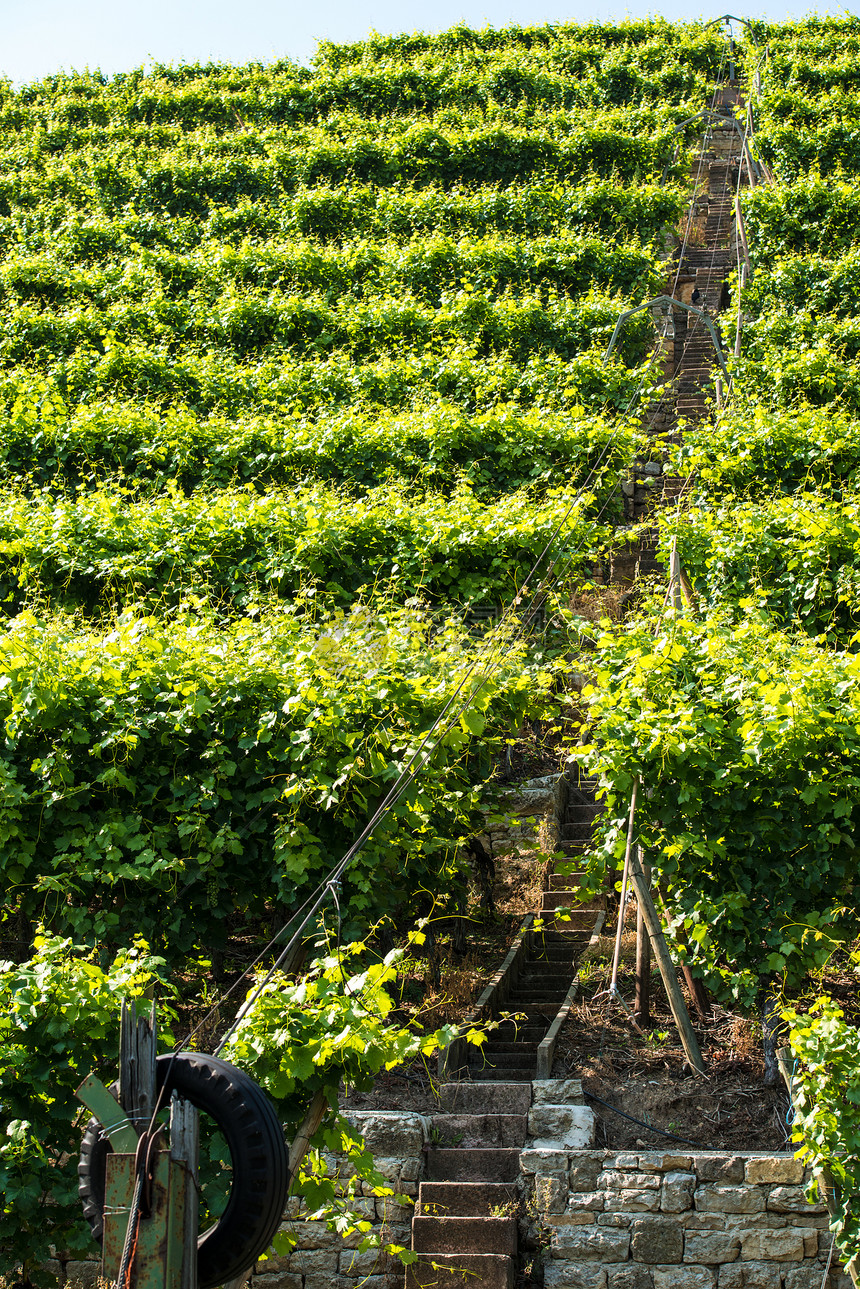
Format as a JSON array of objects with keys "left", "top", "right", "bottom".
[{"left": 78, "top": 1052, "right": 290, "bottom": 1288}]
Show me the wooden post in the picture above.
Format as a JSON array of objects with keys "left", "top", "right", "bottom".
[
  {"left": 628, "top": 830, "right": 705, "bottom": 1076},
  {"left": 635, "top": 849, "right": 651, "bottom": 1026},
  {"left": 669, "top": 539, "right": 683, "bottom": 611},
  {"left": 120, "top": 997, "right": 156, "bottom": 1130},
  {"left": 170, "top": 1093, "right": 199, "bottom": 1289}
]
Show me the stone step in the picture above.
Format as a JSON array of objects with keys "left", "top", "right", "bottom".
[
  {"left": 424, "top": 1148, "right": 520, "bottom": 1182},
  {"left": 418, "top": 1180, "right": 518, "bottom": 1218},
  {"left": 466, "top": 1065, "right": 536, "bottom": 1081},
  {"left": 493, "top": 1022, "right": 546, "bottom": 1041},
  {"left": 549, "top": 872, "right": 587, "bottom": 888},
  {"left": 406, "top": 1253, "right": 515, "bottom": 1289},
  {"left": 541, "top": 888, "right": 585, "bottom": 909},
  {"left": 438, "top": 1082, "right": 531, "bottom": 1115},
  {"left": 472, "top": 1047, "right": 543, "bottom": 1067},
  {"left": 429, "top": 1113, "right": 528, "bottom": 1148},
  {"left": 412, "top": 1214, "right": 517, "bottom": 1256}
]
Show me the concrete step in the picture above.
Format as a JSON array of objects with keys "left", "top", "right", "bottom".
[
  {"left": 438, "top": 1082, "right": 531, "bottom": 1115},
  {"left": 429, "top": 1113, "right": 527, "bottom": 1148},
  {"left": 406, "top": 1253, "right": 515, "bottom": 1289},
  {"left": 541, "top": 889, "right": 585, "bottom": 909},
  {"left": 472, "top": 1045, "right": 543, "bottom": 1065},
  {"left": 424, "top": 1148, "right": 520, "bottom": 1182},
  {"left": 418, "top": 1180, "right": 518, "bottom": 1218},
  {"left": 412, "top": 1214, "right": 517, "bottom": 1255}
]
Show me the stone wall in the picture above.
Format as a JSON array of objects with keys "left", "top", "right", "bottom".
[
  {"left": 480, "top": 772, "right": 567, "bottom": 856},
  {"left": 524, "top": 1149, "right": 848, "bottom": 1289},
  {"left": 250, "top": 1111, "right": 426, "bottom": 1289}
]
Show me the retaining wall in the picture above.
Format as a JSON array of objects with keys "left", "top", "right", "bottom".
[{"left": 524, "top": 1149, "right": 849, "bottom": 1289}]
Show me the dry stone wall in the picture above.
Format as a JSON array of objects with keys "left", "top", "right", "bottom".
[{"left": 524, "top": 1149, "right": 848, "bottom": 1289}]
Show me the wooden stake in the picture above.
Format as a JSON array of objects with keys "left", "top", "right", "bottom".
[
  {"left": 170, "top": 1093, "right": 199, "bottom": 1289},
  {"left": 635, "top": 849, "right": 651, "bottom": 1026},
  {"left": 120, "top": 997, "right": 156, "bottom": 1129},
  {"left": 628, "top": 817, "right": 705, "bottom": 1076}
]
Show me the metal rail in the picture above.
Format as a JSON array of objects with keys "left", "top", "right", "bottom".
[{"left": 603, "top": 295, "right": 731, "bottom": 388}]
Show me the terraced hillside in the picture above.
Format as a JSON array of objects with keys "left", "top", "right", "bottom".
[{"left": 0, "top": 21, "right": 727, "bottom": 960}]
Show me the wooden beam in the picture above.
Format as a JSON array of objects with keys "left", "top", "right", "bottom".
[
  {"left": 628, "top": 819, "right": 705, "bottom": 1076},
  {"left": 635, "top": 850, "right": 651, "bottom": 1026}
]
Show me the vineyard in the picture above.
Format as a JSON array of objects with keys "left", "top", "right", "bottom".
[{"left": 2, "top": 14, "right": 860, "bottom": 1287}]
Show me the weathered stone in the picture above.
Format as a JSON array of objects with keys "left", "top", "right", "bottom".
[
  {"left": 567, "top": 1189, "right": 605, "bottom": 1212},
  {"left": 685, "top": 1213, "right": 727, "bottom": 1231},
  {"left": 604, "top": 1188, "right": 662, "bottom": 1213},
  {"left": 600, "top": 1171, "right": 662, "bottom": 1191},
  {"left": 535, "top": 1175, "right": 568, "bottom": 1213},
  {"left": 696, "top": 1187, "right": 765, "bottom": 1215},
  {"left": 745, "top": 1158, "right": 805, "bottom": 1186},
  {"left": 653, "top": 1268, "right": 714, "bottom": 1289},
  {"left": 717, "top": 1263, "right": 782, "bottom": 1289},
  {"left": 630, "top": 1218, "right": 684, "bottom": 1264},
  {"left": 599, "top": 1214, "right": 632, "bottom": 1227},
  {"left": 520, "top": 1148, "right": 569, "bottom": 1175},
  {"left": 662, "top": 1172, "right": 696, "bottom": 1213},
  {"left": 372, "top": 1155, "right": 406, "bottom": 1180},
  {"left": 340, "top": 1247, "right": 399, "bottom": 1275},
  {"left": 782, "top": 1270, "right": 833, "bottom": 1289},
  {"left": 552, "top": 1226, "right": 631, "bottom": 1261},
  {"left": 608, "top": 1267, "right": 653, "bottom": 1289},
  {"left": 803, "top": 1230, "right": 819, "bottom": 1257},
  {"left": 693, "top": 1157, "right": 745, "bottom": 1184},
  {"left": 529, "top": 1105, "right": 595, "bottom": 1149},
  {"left": 544, "top": 1265, "right": 606, "bottom": 1289},
  {"left": 347, "top": 1112, "right": 426, "bottom": 1156},
  {"left": 724, "top": 1214, "right": 787, "bottom": 1230},
  {"left": 401, "top": 1158, "right": 421, "bottom": 1181},
  {"left": 533, "top": 1079, "right": 585, "bottom": 1105},
  {"left": 569, "top": 1155, "right": 606, "bottom": 1190},
  {"left": 251, "top": 1276, "right": 304, "bottom": 1289},
  {"left": 63, "top": 1265, "right": 100, "bottom": 1289},
  {"left": 640, "top": 1155, "right": 693, "bottom": 1173},
  {"left": 768, "top": 1187, "right": 827, "bottom": 1215},
  {"left": 615, "top": 1153, "right": 642, "bottom": 1169},
  {"left": 683, "top": 1232, "right": 741, "bottom": 1264},
  {"left": 739, "top": 1229, "right": 806, "bottom": 1261},
  {"left": 286, "top": 1247, "right": 341, "bottom": 1274}
]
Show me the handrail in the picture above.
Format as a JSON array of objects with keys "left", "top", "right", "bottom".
[{"left": 603, "top": 295, "right": 731, "bottom": 388}]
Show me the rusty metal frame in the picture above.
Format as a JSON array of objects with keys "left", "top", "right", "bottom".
[{"left": 603, "top": 294, "right": 731, "bottom": 387}]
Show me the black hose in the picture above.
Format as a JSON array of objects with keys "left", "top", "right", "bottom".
[{"left": 582, "top": 1089, "right": 700, "bottom": 1147}]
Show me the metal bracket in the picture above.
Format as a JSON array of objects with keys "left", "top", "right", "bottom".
[
  {"left": 603, "top": 294, "right": 731, "bottom": 388},
  {"left": 76, "top": 1073, "right": 139, "bottom": 1153}
]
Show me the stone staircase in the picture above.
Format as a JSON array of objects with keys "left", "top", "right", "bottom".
[{"left": 405, "top": 85, "right": 753, "bottom": 1289}]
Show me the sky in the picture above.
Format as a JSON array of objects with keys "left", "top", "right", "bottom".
[{"left": 1, "top": 0, "right": 854, "bottom": 85}]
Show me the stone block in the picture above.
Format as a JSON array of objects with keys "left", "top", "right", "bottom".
[
  {"left": 686, "top": 1214, "right": 727, "bottom": 1231},
  {"left": 663, "top": 1172, "right": 696, "bottom": 1213},
  {"left": 347, "top": 1112, "right": 426, "bottom": 1157},
  {"left": 569, "top": 1155, "right": 606, "bottom": 1190},
  {"left": 535, "top": 1175, "right": 568, "bottom": 1213},
  {"left": 768, "top": 1187, "right": 826, "bottom": 1215},
  {"left": 631, "top": 1218, "right": 684, "bottom": 1265},
  {"left": 782, "top": 1264, "right": 832, "bottom": 1289},
  {"left": 608, "top": 1267, "right": 653, "bottom": 1289},
  {"left": 533, "top": 1079, "right": 585, "bottom": 1105},
  {"left": 696, "top": 1187, "right": 765, "bottom": 1215},
  {"left": 544, "top": 1265, "right": 607, "bottom": 1289},
  {"left": 520, "top": 1149, "right": 569, "bottom": 1175},
  {"left": 529, "top": 1105, "right": 595, "bottom": 1149},
  {"left": 599, "top": 1214, "right": 632, "bottom": 1227},
  {"left": 252, "top": 1276, "right": 304, "bottom": 1289},
  {"left": 401, "top": 1159, "right": 421, "bottom": 1182},
  {"left": 567, "top": 1190, "right": 605, "bottom": 1212},
  {"left": 64, "top": 1265, "right": 100, "bottom": 1289},
  {"left": 600, "top": 1172, "right": 662, "bottom": 1190},
  {"left": 717, "top": 1263, "right": 782, "bottom": 1289},
  {"left": 745, "top": 1158, "right": 805, "bottom": 1186},
  {"left": 739, "top": 1230, "right": 806, "bottom": 1261},
  {"left": 803, "top": 1230, "right": 819, "bottom": 1257},
  {"left": 552, "top": 1226, "right": 631, "bottom": 1261},
  {"left": 641, "top": 1155, "right": 693, "bottom": 1174},
  {"left": 693, "top": 1157, "right": 745, "bottom": 1184},
  {"left": 287, "top": 1248, "right": 341, "bottom": 1274},
  {"left": 683, "top": 1232, "right": 741, "bottom": 1264},
  {"left": 371, "top": 1155, "right": 405, "bottom": 1181},
  {"left": 604, "top": 1189, "right": 662, "bottom": 1213},
  {"left": 724, "top": 1214, "right": 787, "bottom": 1230},
  {"left": 340, "top": 1247, "right": 398, "bottom": 1275},
  {"left": 615, "top": 1153, "right": 642, "bottom": 1169},
  {"left": 653, "top": 1268, "right": 715, "bottom": 1289}
]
